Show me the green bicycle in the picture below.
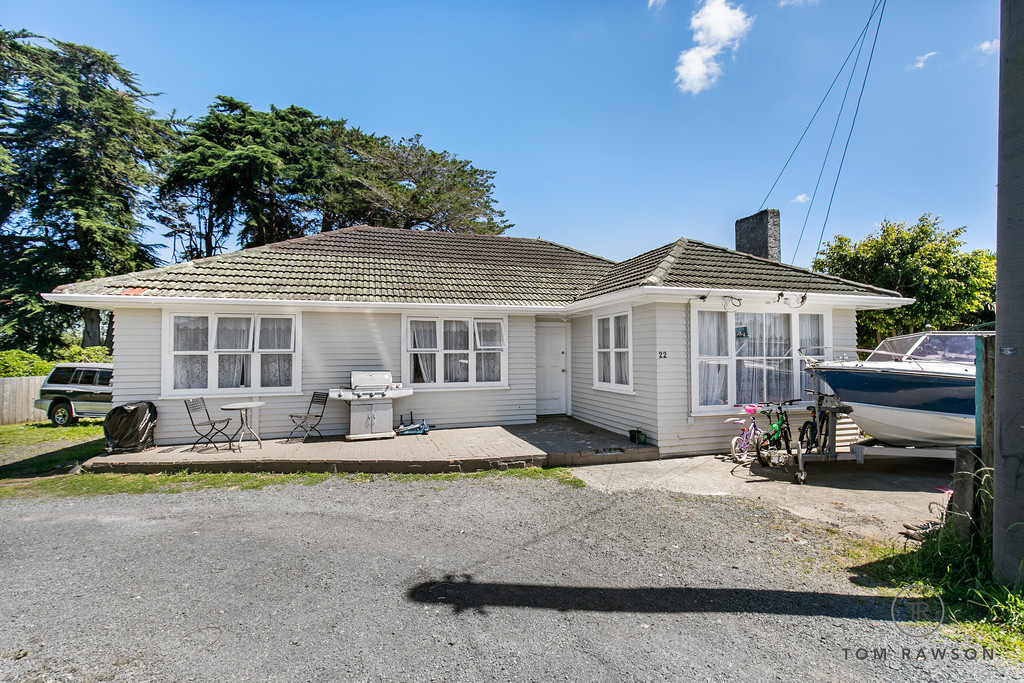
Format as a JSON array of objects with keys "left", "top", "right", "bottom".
[{"left": 755, "top": 399, "right": 801, "bottom": 468}]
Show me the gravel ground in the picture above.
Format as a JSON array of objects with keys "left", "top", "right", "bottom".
[{"left": 0, "top": 477, "right": 1019, "bottom": 682}]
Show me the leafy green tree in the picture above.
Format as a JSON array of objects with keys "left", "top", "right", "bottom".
[
  {"left": 353, "top": 134, "right": 511, "bottom": 234},
  {"left": 0, "top": 349, "right": 52, "bottom": 377},
  {"left": 812, "top": 214, "right": 996, "bottom": 348},
  {"left": 0, "top": 29, "right": 168, "bottom": 354}
]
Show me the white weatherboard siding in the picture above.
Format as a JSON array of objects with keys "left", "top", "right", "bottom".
[
  {"left": 830, "top": 309, "right": 862, "bottom": 446},
  {"left": 111, "top": 309, "right": 536, "bottom": 445},
  {"left": 570, "top": 304, "right": 658, "bottom": 442}
]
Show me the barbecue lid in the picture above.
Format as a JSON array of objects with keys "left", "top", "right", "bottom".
[{"left": 350, "top": 370, "right": 394, "bottom": 388}]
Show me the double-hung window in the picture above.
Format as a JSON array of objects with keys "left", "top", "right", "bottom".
[
  {"left": 695, "top": 309, "right": 826, "bottom": 409},
  {"left": 169, "top": 314, "right": 296, "bottom": 393},
  {"left": 594, "top": 312, "right": 631, "bottom": 390},
  {"left": 407, "top": 317, "right": 506, "bottom": 386}
]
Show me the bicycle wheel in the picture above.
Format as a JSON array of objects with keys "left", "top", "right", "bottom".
[
  {"left": 755, "top": 433, "right": 772, "bottom": 466},
  {"left": 819, "top": 413, "right": 831, "bottom": 455},
  {"left": 730, "top": 435, "right": 747, "bottom": 463},
  {"left": 799, "top": 420, "right": 816, "bottom": 455}
]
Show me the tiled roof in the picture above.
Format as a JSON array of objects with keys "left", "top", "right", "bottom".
[
  {"left": 577, "top": 237, "right": 901, "bottom": 300},
  {"left": 52, "top": 225, "right": 901, "bottom": 306},
  {"left": 53, "top": 226, "right": 615, "bottom": 307}
]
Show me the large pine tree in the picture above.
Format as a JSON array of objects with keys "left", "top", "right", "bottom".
[{"left": 0, "top": 29, "right": 169, "bottom": 354}]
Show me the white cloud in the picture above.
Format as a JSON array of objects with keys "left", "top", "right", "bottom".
[
  {"left": 674, "top": 0, "right": 754, "bottom": 95},
  {"left": 908, "top": 51, "right": 937, "bottom": 69},
  {"left": 791, "top": 193, "right": 810, "bottom": 203},
  {"left": 648, "top": 0, "right": 666, "bottom": 9},
  {"left": 976, "top": 39, "right": 999, "bottom": 55}
]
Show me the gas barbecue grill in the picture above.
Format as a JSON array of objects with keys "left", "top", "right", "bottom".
[{"left": 328, "top": 371, "right": 413, "bottom": 441}]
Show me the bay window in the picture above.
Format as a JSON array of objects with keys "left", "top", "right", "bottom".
[
  {"left": 695, "top": 309, "right": 826, "bottom": 409},
  {"left": 169, "top": 313, "right": 297, "bottom": 394},
  {"left": 406, "top": 317, "right": 506, "bottom": 386}
]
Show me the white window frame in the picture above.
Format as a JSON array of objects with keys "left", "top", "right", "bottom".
[
  {"left": 593, "top": 309, "right": 633, "bottom": 394},
  {"left": 161, "top": 310, "right": 302, "bottom": 398},
  {"left": 402, "top": 315, "right": 509, "bottom": 390},
  {"left": 689, "top": 304, "right": 831, "bottom": 415}
]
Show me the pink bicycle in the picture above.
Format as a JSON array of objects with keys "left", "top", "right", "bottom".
[{"left": 728, "top": 404, "right": 763, "bottom": 463}]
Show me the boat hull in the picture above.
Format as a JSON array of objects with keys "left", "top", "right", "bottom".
[
  {"left": 813, "top": 365, "right": 976, "bottom": 447},
  {"left": 840, "top": 402, "right": 975, "bottom": 446}
]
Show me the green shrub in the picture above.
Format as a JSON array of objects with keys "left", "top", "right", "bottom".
[
  {"left": 51, "top": 345, "right": 112, "bottom": 364},
  {"left": 0, "top": 350, "right": 53, "bottom": 377}
]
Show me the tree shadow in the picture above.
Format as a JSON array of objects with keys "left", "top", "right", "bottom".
[
  {"left": 407, "top": 574, "right": 891, "bottom": 618},
  {"left": 0, "top": 438, "right": 104, "bottom": 480}
]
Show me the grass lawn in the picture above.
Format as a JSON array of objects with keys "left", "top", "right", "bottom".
[{"left": 0, "top": 420, "right": 105, "bottom": 478}]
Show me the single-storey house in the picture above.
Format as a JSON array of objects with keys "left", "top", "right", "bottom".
[{"left": 43, "top": 209, "right": 910, "bottom": 455}]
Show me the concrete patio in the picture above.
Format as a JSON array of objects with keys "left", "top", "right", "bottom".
[{"left": 82, "top": 417, "right": 660, "bottom": 474}]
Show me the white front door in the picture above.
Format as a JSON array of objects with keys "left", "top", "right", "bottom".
[{"left": 536, "top": 323, "right": 568, "bottom": 415}]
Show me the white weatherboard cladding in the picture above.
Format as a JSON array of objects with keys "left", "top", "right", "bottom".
[
  {"left": 570, "top": 303, "right": 658, "bottom": 441},
  {"left": 111, "top": 309, "right": 536, "bottom": 445}
]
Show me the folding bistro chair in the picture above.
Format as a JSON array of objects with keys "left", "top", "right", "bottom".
[
  {"left": 184, "top": 397, "right": 232, "bottom": 451},
  {"left": 288, "top": 391, "right": 329, "bottom": 443}
]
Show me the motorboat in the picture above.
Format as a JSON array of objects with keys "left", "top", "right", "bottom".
[{"left": 805, "top": 331, "right": 990, "bottom": 447}]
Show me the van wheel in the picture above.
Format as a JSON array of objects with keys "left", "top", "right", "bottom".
[{"left": 50, "top": 402, "right": 77, "bottom": 427}]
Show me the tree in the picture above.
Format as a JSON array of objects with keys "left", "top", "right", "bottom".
[
  {"left": 353, "top": 134, "right": 511, "bottom": 234},
  {"left": 0, "top": 30, "right": 167, "bottom": 354},
  {"left": 812, "top": 214, "right": 996, "bottom": 349}
]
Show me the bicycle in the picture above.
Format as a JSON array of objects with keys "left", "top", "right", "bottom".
[
  {"left": 728, "top": 404, "right": 762, "bottom": 463},
  {"left": 755, "top": 399, "right": 801, "bottom": 468},
  {"left": 798, "top": 390, "right": 832, "bottom": 457}
]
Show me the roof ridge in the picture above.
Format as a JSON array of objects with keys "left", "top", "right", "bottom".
[
  {"left": 643, "top": 237, "right": 689, "bottom": 286},
  {"left": 683, "top": 238, "right": 902, "bottom": 298}
]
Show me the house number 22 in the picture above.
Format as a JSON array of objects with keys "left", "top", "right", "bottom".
[{"left": 658, "top": 351, "right": 668, "bottom": 359}]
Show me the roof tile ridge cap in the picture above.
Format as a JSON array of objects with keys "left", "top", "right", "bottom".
[
  {"left": 643, "top": 237, "right": 689, "bottom": 286},
  {"left": 529, "top": 237, "right": 617, "bottom": 264},
  {"left": 686, "top": 238, "right": 903, "bottom": 298}
]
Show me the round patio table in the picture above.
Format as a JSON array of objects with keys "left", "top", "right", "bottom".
[{"left": 221, "top": 401, "right": 265, "bottom": 451}]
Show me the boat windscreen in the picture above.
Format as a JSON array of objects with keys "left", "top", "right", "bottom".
[
  {"left": 908, "top": 334, "right": 977, "bottom": 363},
  {"left": 866, "top": 335, "right": 920, "bottom": 361}
]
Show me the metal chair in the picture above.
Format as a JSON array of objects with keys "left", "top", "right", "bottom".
[
  {"left": 288, "top": 391, "right": 329, "bottom": 443},
  {"left": 184, "top": 397, "right": 231, "bottom": 451}
]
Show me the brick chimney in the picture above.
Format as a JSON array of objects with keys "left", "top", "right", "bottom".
[{"left": 735, "top": 209, "right": 781, "bottom": 261}]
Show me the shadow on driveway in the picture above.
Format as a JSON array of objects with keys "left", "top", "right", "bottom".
[{"left": 408, "top": 574, "right": 890, "bottom": 618}]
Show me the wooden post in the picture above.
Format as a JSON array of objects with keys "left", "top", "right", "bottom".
[{"left": 994, "top": 0, "right": 1024, "bottom": 585}]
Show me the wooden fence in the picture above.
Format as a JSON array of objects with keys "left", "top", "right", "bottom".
[{"left": 0, "top": 376, "right": 47, "bottom": 425}]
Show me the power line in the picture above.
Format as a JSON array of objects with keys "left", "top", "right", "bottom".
[
  {"left": 812, "top": 0, "right": 888, "bottom": 262},
  {"left": 790, "top": 3, "right": 876, "bottom": 264},
  {"left": 759, "top": 0, "right": 885, "bottom": 215}
]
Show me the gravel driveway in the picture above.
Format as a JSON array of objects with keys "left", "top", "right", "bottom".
[{"left": 0, "top": 477, "right": 1018, "bottom": 682}]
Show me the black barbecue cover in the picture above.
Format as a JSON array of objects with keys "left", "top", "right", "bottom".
[{"left": 103, "top": 401, "right": 158, "bottom": 455}]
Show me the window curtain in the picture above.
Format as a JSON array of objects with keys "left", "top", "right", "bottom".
[
  {"left": 799, "top": 313, "right": 827, "bottom": 394},
  {"left": 174, "top": 356, "right": 208, "bottom": 390},
  {"left": 476, "top": 352, "right": 501, "bottom": 382},
  {"left": 765, "top": 359, "right": 794, "bottom": 402},
  {"left": 764, "top": 313, "right": 792, "bottom": 357},
  {"left": 597, "top": 318, "right": 611, "bottom": 350},
  {"left": 615, "top": 351, "right": 629, "bottom": 385},
  {"left": 444, "top": 353, "right": 470, "bottom": 382},
  {"left": 735, "top": 312, "right": 763, "bottom": 358},
  {"left": 174, "top": 316, "right": 208, "bottom": 352},
  {"left": 698, "top": 311, "right": 728, "bottom": 405},
  {"left": 218, "top": 354, "right": 250, "bottom": 388},
  {"left": 259, "top": 318, "right": 292, "bottom": 350},
  {"left": 597, "top": 351, "right": 611, "bottom": 384},
  {"left": 261, "top": 354, "right": 292, "bottom": 387},
  {"left": 614, "top": 315, "right": 628, "bottom": 349},
  {"left": 736, "top": 359, "right": 763, "bottom": 405},
  {"left": 444, "top": 321, "right": 469, "bottom": 350},
  {"left": 410, "top": 320, "right": 437, "bottom": 350},
  {"left": 475, "top": 321, "right": 504, "bottom": 349},
  {"left": 412, "top": 354, "right": 436, "bottom": 383},
  {"left": 216, "top": 317, "right": 251, "bottom": 350}
]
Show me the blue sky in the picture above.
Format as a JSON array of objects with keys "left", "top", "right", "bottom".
[{"left": 6, "top": 0, "right": 999, "bottom": 266}]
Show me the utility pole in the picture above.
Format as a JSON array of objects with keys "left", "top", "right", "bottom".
[{"left": 994, "top": 0, "right": 1024, "bottom": 585}]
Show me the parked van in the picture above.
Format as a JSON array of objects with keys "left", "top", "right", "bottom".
[{"left": 34, "top": 363, "right": 114, "bottom": 426}]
